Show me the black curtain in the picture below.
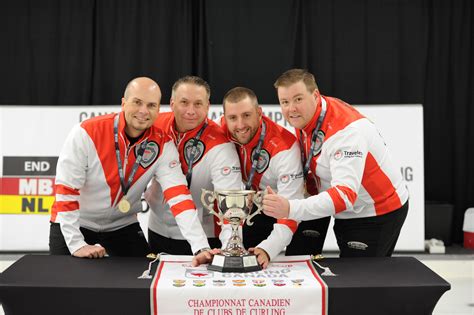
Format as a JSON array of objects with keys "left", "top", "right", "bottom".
[
  {"left": 0, "top": 0, "right": 195, "bottom": 104},
  {"left": 0, "top": 1, "right": 95, "bottom": 104},
  {"left": 423, "top": 0, "right": 473, "bottom": 243},
  {"left": 202, "top": 0, "right": 296, "bottom": 103},
  {"left": 91, "top": 0, "right": 196, "bottom": 104},
  {"left": 0, "top": 0, "right": 472, "bottom": 243}
]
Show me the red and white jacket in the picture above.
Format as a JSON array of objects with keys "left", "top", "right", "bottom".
[
  {"left": 145, "top": 112, "right": 243, "bottom": 242},
  {"left": 289, "top": 96, "right": 409, "bottom": 221},
  {"left": 51, "top": 112, "right": 210, "bottom": 255},
  {"left": 221, "top": 115, "right": 304, "bottom": 259}
]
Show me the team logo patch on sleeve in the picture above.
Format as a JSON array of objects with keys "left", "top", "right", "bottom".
[
  {"left": 137, "top": 141, "right": 159, "bottom": 168},
  {"left": 252, "top": 148, "right": 270, "bottom": 173},
  {"left": 311, "top": 131, "right": 325, "bottom": 156},
  {"left": 184, "top": 139, "right": 205, "bottom": 165}
]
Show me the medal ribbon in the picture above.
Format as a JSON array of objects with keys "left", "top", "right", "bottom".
[
  {"left": 185, "top": 122, "right": 208, "bottom": 186},
  {"left": 114, "top": 114, "right": 148, "bottom": 200},
  {"left": 300, "top": 99, "right": 327, "bottom": 178},
  {"left": 245, "top": 121, "right": 267, "bottom": 190}
]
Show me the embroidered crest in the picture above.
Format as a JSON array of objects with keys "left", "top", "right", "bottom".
[
  {"left": 137, "top": 141, "right": 159, "bottom": 168},
  {"left": 311, "top": 130, "right": 325, "bottom": 157},
  {"left": 184, "top": 139, "right": 205, "bottom": 166},
  {"left": 253, "top": 148, "right": 270, "bottom": 174}
]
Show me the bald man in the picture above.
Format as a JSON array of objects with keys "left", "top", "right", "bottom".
[{"left": 50, "top": 77, "right": 212, "bottom": 259}]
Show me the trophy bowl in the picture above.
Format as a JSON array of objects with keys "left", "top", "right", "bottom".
[{"left": 201, "top": 189, "right": 264, "bottom": 272}]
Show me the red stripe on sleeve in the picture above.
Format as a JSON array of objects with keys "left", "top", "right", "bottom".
[
  {"left": 163, "top": 185, "right": 190, "bottom": 202},
  {"left": 327, "top": 185, "right": 357, "bottom": 214},
  {"left": 55, "top": 184, "right": 80, "bottom": 195},
  {"left": 335, "top": 185, "right": 357, "bottom": 204},
  {"left": 170, "top": 199, "right": 196, "bottom": 217},
  {"left": 277, "top": 219, "right": 298, "bottom": 234},
  {"left": 50, "top": 201, "right": 79, "bottom": 221},
  {"left": 327, "top": 188, "right": 346, "bottom": 213}
]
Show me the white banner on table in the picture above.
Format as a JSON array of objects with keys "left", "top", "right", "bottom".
[{"left": 150, "top": 256, "right": 327, "bottom": 315}]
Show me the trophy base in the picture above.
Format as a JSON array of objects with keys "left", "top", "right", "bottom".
[{"left": 207, "top": 254, "right": 262, "bottom": 273}]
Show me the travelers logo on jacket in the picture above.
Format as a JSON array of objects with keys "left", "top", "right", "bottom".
[
  {"left": 253, "top": 148, "right": 270, "bottom": 173},
  {"left": 280, "top": 174, "right": 290, "bottom": 183},
  {"left": 221, "top": 166, "right": 231, "bottom": 176},
  {"left": 184, "top": 139, "right": 205, "bottom": 166},
  {"left": 137, "top": 141, "right": 159, "bottom": 168},
  {"left": 334, "top": 149, "right": 343, "bottom": 161}
]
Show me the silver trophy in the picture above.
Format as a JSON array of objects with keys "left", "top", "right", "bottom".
[{"left": 201, "top": 189, "right": 264, "bottom": 272}]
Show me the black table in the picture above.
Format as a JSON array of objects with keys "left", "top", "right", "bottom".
[{"left": 0, "top": 255, "right": 450, "bottom": 315}]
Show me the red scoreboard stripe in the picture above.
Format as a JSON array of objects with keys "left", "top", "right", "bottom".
[{"left": 0, "top": 177, "right": 56, "bottom": 196}]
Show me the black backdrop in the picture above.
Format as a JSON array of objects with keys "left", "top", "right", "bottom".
[{"left": 0, "top": 0, "right": 472, "bottom": 243}]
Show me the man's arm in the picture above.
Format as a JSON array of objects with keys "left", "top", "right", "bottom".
[
  {"left": 255, "top": 142, "right": 303, "bottom": 261},
  {"left": 266, "top": 126, "right": 368, "bottom": 221},
  {"left": 51, "top": 124, "right": 106, "bottom": 258},
  {"left": 154, "top": 140, "right": 210, "bottom": 255}
]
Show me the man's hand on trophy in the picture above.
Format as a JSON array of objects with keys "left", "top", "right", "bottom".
[
  {"left": 191, "top": 248, "right": 222, "bottom": 267},
  {"left": 249, "top": 247, "right": 270, "bottom": 269},
  {"left": 262, "top": 186, "right": 290, "bottom": 219}
]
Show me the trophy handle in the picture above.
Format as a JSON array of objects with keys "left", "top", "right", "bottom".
[
  {"left": 245, "top": 190, "right": 264, "bottom": 226},
  {"left": 201, "top": 189, "right": 224, "bottom": 225}
]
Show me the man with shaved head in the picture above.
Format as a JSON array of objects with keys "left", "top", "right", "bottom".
[{"left": 50, "top": 77, "right": 213, "bottom": 259}]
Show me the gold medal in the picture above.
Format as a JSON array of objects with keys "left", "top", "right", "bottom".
[{"left": 118, "top": 197, "right": 131, "bottom": 213}]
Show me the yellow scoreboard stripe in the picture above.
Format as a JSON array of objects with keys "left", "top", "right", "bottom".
[{"left": 0, "top": 195, "right": 54, "bottom": 215}]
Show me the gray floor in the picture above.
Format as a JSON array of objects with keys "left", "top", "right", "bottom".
[{"left": 0, "top": 247, "right": 473, "bottom": 315}]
